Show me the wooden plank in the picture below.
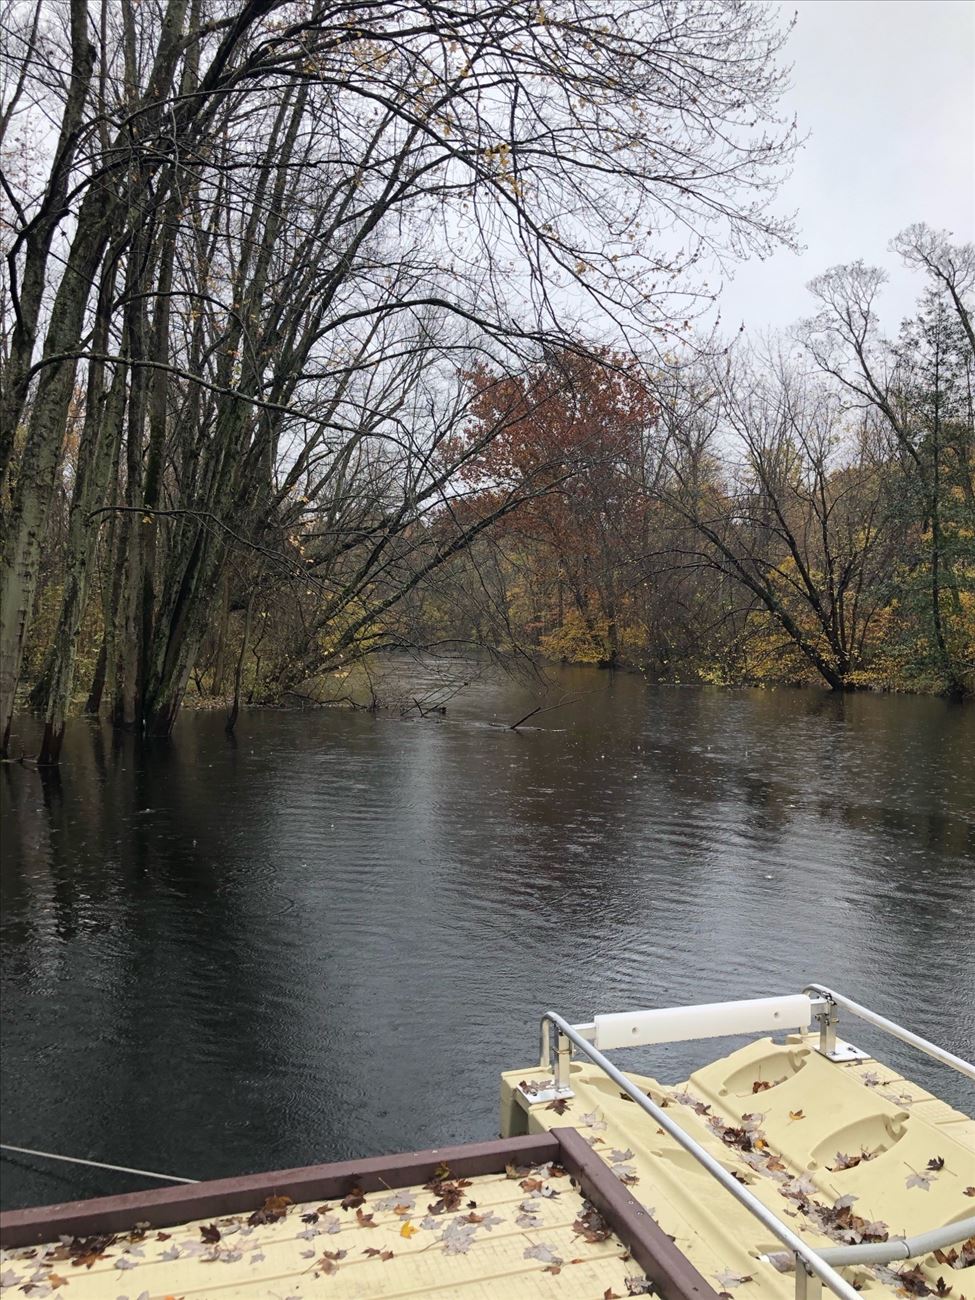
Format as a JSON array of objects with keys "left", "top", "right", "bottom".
[
  {"left": 553, "top": 1126, "right": 723, "bottom": 1300},
  {"left": 0, "top": 1133, "right": 560, "bottom": 1248}
]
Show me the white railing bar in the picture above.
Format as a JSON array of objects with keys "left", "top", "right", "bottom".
[
  {"left": 763, "top": 1214, "right": 975, "bottom": 1269},
  {"left": 803, "top": 985, "right": 975, "bottom": 1082},
  {"left": 541, "top": 1012, "right": 863, "bottom": 1300},
  {"left": 0, "top": 1143, "right": 199, "bottom": 1184}
]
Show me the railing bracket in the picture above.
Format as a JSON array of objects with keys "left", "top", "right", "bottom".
[
  {"left": 514, "top": 1080, "right": 574, "bottom": 1107},
  {"left": 818, "top": 1036, "right": 871, "bottom": 1063}
]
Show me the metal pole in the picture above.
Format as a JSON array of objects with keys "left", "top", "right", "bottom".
[
  {"left": 540, "top": 1011, "right": 863, "bottom": 1300},
  {"left": 765, "top": 1215, "right": 975, "bottom": 1270},
  {"left": 803, "top": 985, "right": 975, "bottom": 1081}
]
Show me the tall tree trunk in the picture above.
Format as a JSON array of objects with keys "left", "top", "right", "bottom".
[
  {"left": 37, "top": 362, "right": 127, "bottom": 764},
  {"left": 0, "top": 207, "right": 114, "bottom": 754}
]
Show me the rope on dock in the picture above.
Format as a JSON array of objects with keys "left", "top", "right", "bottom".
[{"left": 0, "top": 1143, "right": 198, "bottom": 1184}]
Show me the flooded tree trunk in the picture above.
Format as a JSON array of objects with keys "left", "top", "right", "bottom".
[
  {"left": 225, "top": 595, "right": 254, "bottom": 736},
  {"left": 84, "top": 637, "right": 108, "bottom": 716}
]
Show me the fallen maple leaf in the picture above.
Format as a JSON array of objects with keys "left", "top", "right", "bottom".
[
  {"left": 364, "top": 1247, "right": 394, "bottom": 1260},
  {"left": 400, "top": 1221, "right": 418, "bottom": 1238},
  {"left": 546, "top": 1097, "right": 570, "bottom": 1114},
  {"left": 199, "top": 1224, "right": 221, "bottom": 1244},
  {"left": 317, "top": 1247, "right": 347, "bottom": 1274},
  {"left": 341, "top": 1184, "right": 365, "bottom": 1210},
  {"left": 752, "top": 1080, "right": 772, "bottom": 1093},
  {"left": 66, "top": 1233, "right": 116, "bottom": 1269},
  {"left": 46, "top": 1273, "right": 70, "bottom": 1288},
  {"left": 573, "top": 1207, "right": 611, "bottom": 1243},
  {"left": 789, "top": 1110, "right": 805, "bottom": 1121},
  {"left": 926, "top": 1156, "right": 945, "bottom": 1172},
  {"left": 964, "top": 1187, "right": 975, "bottom": 1197},
  {"left": 247, "top": 1193, "right": 292, "bottom": 1226},
  {"left": 356, "top": 1208, "right": 377, "bottom": 1228},
  {"left": 896, "top": 1264, "right": 933, "bottom": 1295},
  {"left": 524, "top": 1242, "right": 562, "bottom": 1264},
  {"left": 828, "top": 1150, "right": 872, "bottom": 1171},
  {"left": 715, "top": 1270, "right": 753, "bottom": 1288}
]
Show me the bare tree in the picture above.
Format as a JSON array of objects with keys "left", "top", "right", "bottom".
[
  {"left": 1, "top": 0, "right": 800, "bottom": 757},
  {"left": 658, "top": 349, "right": 896, "bottom": 690},
  {"left": 803, "top": 230, "right": 974, "bottom": 695}
]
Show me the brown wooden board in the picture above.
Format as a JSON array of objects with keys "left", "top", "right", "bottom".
[
  {"left": 0, "top": 1133, "right": 558, "bottom": 1248},
  {"left": 554, "top": 1126, "right": 723, "bottom": 1300}
]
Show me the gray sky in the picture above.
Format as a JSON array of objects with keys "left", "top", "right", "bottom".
[{"left": 717, "top": 0, "right": 975, "bottom": 337}]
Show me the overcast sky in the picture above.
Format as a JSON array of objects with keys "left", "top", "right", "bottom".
[{"left": 716, "top": 0, "right": 975, "bottom": 337}]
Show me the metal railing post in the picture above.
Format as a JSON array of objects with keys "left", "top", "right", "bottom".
[
  {"left": 803, "top": 984, "right": 975, "bottom": 1079},
  {"left": 555, "top": 1029, "right": 571, "bottom": 1092},
  {"left": 539, "top": 1017, "right": 551, "bottom": 1071},
  {"left": 796, "top": 1259, "right": 824, "bottom": 1300},
  {"left": 815, "top": 993, "right": 838, "bottom": 1057}
]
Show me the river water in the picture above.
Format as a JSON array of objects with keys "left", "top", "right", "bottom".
[{"left": 1, "top": 667, "right": 973, "bottom": 1210}]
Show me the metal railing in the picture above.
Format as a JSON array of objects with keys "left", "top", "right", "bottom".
[
  {"left": 535, "top": 988, "right": 974, "bottom": 1300},
  {"left": 802, "top": 984, "right": 975, "bottom": 1081}
]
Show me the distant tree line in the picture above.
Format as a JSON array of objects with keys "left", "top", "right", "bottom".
[
  {"left": 430, "top": 232, "right": 973, "bottom": 697},
  {"left": 1, "top": 3, "right": 970, "bottom": 767}
]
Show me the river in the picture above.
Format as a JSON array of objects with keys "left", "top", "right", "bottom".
[{"left": 1, "top": 666, "right": 973, "bottom": 1210}]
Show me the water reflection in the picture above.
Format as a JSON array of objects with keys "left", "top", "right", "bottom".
[{"left": 2, "top": 672, "right": 973, "bottom": 1210}]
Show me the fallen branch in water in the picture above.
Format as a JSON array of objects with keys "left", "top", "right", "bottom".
[{"left": 509, "top": 695, "right": 579, "bottom": 730}]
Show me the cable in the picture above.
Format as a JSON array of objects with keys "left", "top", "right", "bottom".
[{"left": 0, "top": 1143, "right": 198, "bottom": 1184}]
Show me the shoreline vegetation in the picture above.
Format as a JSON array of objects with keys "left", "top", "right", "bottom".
[{"left": 2, "top": 4, "right": 972, "bottom": 766}]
